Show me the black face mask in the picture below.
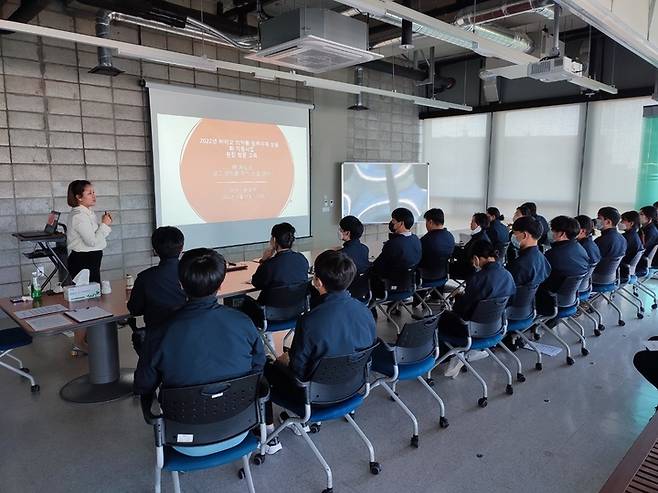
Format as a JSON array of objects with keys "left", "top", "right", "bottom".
[{"left": 388, "top": 221, "right": 396, "bottom": 233}]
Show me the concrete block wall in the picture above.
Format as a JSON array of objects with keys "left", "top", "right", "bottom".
[{"left": 0, "top": 3, "right": 422, "bottom": 297}]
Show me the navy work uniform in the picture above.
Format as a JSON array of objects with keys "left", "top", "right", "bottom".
[
  {"left": 340, "top": 239, "right": 370, "bottom": 274},
  {"left": 371, "top": 233, "right": 422, "bottom": 281},
  {"left": 578, "top": 235, "right": 602, "bottom": 268},
  {"left": 419, "top": 228, "right": 455, "bottom": 279},
  {"left": 487, "top": 219, "right": 510, "bottom": 253},
  {"left": 506, "top": 245, "right": 551, "bottom": 288},
  {"left": 252, "top": 249, "right": 310, "bottom": 303}
]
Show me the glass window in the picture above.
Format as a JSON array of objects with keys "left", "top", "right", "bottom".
[
  {"left": 422, "top": 113, "right": 490, "bottom": 231},
  {"left": 488, "top": 104, "right": 585, "bottom": 223},
  {"left": 580, "top": 97, "right": 655, "bottom": 216}
]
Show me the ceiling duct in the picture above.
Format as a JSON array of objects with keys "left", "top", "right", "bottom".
[
  {"left": 348, "top": 66, "right": 368, "bottom": 110},
  {"left": 89, "top": 11, "right": 124, "bottom": 76}
]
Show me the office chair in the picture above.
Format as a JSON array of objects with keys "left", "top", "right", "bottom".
[
  {"left": 142, "top": 372, "right": 267, "bottom": 493},
  {"left": 433, "top": 296, "right": 513, "bottom": 408},
  {"left": 635, "top": 244, "right": 658, "bottom": 309},
  {"left": 496, "top": 242, "right": 511, "bottom": 266},
  {"left": 535, "top": 274, "right": 589, "bottom": 366},
  {"left": 616, "top": 249, "right": 646, "bottom": 319},
  {"left": 262, "top": 344, "right": 380, "bottom": 493},
  {"left": 369, "top": 268, "right": 417, "bottom": 334},
  {"left": 371, "top": 315, "right": 448, "bottom": 448},
  {"left": 259, "top": 281, "right": 310, "bottom": 356},
  {"left": 414, "top": 258, "right": 452, "bottom": 315},
  {"left": 588, "top": 255, "right": 625, "bottom": 327},
  {"left": 349, "top": 270, "right": 372, "bottom": 305},
  {"left": 0, "top": 327, "right": 39, "bottom": 393},
  {"left": 577, "top": 264, "right": 605, "bottom": 337},
  {"left": 503, "top": 283, "right": 542, "bottom": 372}
]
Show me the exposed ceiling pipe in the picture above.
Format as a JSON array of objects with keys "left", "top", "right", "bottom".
[
  {"left": 348, "top": 66, "right": 368, "bottom": 110},
  {"left": 460, "top": 24, "right": 534, "bottom": 53},
  {"left": 89, "top": 10, "right": 124, "bottom": 76}
]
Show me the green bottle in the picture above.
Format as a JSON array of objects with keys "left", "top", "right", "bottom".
[{"left": 30, "top": 272, "right": 42, "bottom": 301}]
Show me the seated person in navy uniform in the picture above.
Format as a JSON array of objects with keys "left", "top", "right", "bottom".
[
  {"left": 263, "top": 250, "right": 377, "bottom": 451},
  {"left": 575, "top": 215, "right": 601, "bottom": 269},
  {"left": 134, "top": 248, "right": 266, "bottom": 455},
  {"left": 507, "top": 205, "right": 534, "bottom": 262},
  {"left": 619, "top": 210, "right": 644, "bottom": 280},
  {"left": 127, "top": 226, "right": 187, "bottom": 355},
  {"left": 251, "top": 222, "right": 310, "bottom": 304},
  {"left": 371, "top": 207, "right": 422, "bottom": 298},
  {"left": 537, "top": 216, "right": 590, "bottom": 315},
  {"left": 418, "top": 207, "right": 455, "bottom": 279},
  {"left": 486, "top": 206, "right": 510, "bottom": 255},
  {"left": 506, "top": 216, "right": 551, "bottom": 290},
  {"left": 439, "top": 240, "right": 516, "bottom": 341},
  {"left": 450, "top": 212, "right": 492, "bottom": 281},
  {"left": 593, "top": 206, "right": 627, "bottom": 282},
  {"left": 338, "top": 215, "right": 370, "bottom": 274},
  {"left": 521, "top": 201, "right": 550, "bottom": 251},
  {"left": 639, "top": 206, "right": 658, "bottom": 270}
]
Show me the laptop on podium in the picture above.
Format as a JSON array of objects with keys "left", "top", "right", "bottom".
[{"left": 20, "top": 211, "right": 61, "bottom": 238}]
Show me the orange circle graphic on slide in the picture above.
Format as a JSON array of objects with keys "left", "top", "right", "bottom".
[{"left": 180, "top": 119, "right": 294, "bottom": 222}]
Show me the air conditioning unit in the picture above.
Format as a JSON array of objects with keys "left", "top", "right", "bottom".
[{"left": 246, "top": 8, "right": 383, "bottom": 73}]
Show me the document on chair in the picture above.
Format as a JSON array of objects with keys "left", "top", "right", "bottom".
[
  {"left": 25, "top": 314, "right": 73, "bottom": 332},
  {"left": 522, "top": 342, "right": 562, "bottom": 357}
]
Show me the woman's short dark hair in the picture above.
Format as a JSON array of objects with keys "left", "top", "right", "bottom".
[
  {"left": 271, "top": 222, "right": 296, "bottom": 249},
  {"left": 486, "top": 207, "right": 504, "bottom": 221},
  {"left": 575, "top": 215, "right": 594, "bottom": 235},
  {"left": 472, "top": 212, "right": 490, "bottom": 229},
  {"left": 516, "top": 205, "right": 532, "bottom": 218},
  {"left": 424, "top": 208, "right": 445, "bottom": 225},
  {"left": 67, "top": 180, "right": 91, "bottom": 207},
  {"left": 598, "top": 206, "right": 621, "bottom": 226},
  {"left": 178, "top": 248, "right": 226, "bottom": 298},
  {"left": 520, "top": 202, "right": 537, "bottom": 216},
  {"left": 152, "top": 226, "right": 184, "bottom": 258},
  {"left": 339, "top": 215, "right": 364, "bottom": 240},
  {"left": 550, "top": 215, "right": 580, "bottom": 239},
  {"left": 621, "top": 210, "right": 641, "bottom": 231},
  {"left": 392, "top": 207, "right": 415, "bottom": 229},
  {"left": 512, "top": 216, "right": 542, "bottom": 239},
  {"left": 314, "top": 250, "right": 356, "bottom": 292},
  {"left": 471, "top": 239, "right": 498, "bottom": 259},
  {"left": 640, "top": 206, "right": 657, "bottom": 223}
]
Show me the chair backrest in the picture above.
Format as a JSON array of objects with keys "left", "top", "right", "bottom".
[
  {"left": 638, "top": 244, "right": 658, "bottom": 275},
  {"left": 556, "top": 274, "right": 586, "bottom": 308},
  {"left": 261, "top": 281, "right": 309, "bottom": 321},
  {"left": 394, "top": 315, "right": 439, "bottom": 364},
  {"left": 646, "top": 244, "right": 658, "bottom": 266},
  {"left": 307, "top": 344, "right": 378, "bottom": 405},
  {"left": 349, "top": 271, "right": 371, "bottom": 303},
  {"left": 578, "top": 264, "right": 597, "bottom": 294},
  {"left": 623, "top": 249, "right": 645, "bottom": 277},
  {"left": 419, "top": 257, "right": 450, "bottom": 282},
  {"left": 592, "top": 255, "right": 623, "bottom": 285},
  {"left": 159, "top": 372, "right": 261, "bottom": 447},
  {"left": 468, "top": 296, "right": 509, "bottom": 338},
  {"left": 496, "top": 243, "right": 510, "bottom": 265},
  {"left": 507, "top": 284, "right": 538, "bottom": 321},
  {"left": 384, "top": 268, "right": 416, "bottom": 294}
]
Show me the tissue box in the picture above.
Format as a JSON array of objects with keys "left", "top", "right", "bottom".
[{"left": 64, "top": 282, "right": 101, "bottom": 302}]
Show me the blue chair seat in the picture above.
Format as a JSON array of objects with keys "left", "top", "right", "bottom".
[
  {"left": 592, "top": 282, "right": 616, "bottom": 293},
  {"left": 578, "top": 291, "right": 591, "bottom": 302},
  {"left": 628, "top": 275, "right": 638, "bottom": 285},
  {"left": 506, "top": 316, "right": 535, "bottom": 332},
  {"left": 439, "top": 331, "right": 504, "bottom": 350},
  {"left": 557, "top": 305, "right": 578, "bottom": 318},
  {"left": 266, "top": 319, "right": 296, "bottom": 332},
  {"left": 419, "top": 278, "right": 448, "bottom": 290},
  {"left": 397, "top": 354, "right": 436, "bottom": 381},
  {"left": 162, "top": 433, "right": 259, "bottom": 472},
  {"left": 0, "top": 327, "right": 32, "bottom": 351},
  {"left": 272, "top": 393, "right": 365, "bottom": 422}
]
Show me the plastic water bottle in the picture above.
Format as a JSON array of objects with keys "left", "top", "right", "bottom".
[{"left": 30, "top": 272, "right": 42, "bottom": 301}]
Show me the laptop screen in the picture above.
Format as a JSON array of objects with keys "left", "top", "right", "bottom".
[{"left": 45, "top": 211, "right": 60, "bottom": 233}]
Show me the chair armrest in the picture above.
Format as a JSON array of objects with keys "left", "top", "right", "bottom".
[
  {"left": 127, "top": 316, "right": 141, "bottom": 331},
  {"left": 371, "top": 340, "right": 398, "bottom": 387},
  {"left": 140, "top": 394, "right": 163, "bottom": 425}
]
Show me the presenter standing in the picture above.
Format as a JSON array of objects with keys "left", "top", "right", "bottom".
[{"left": 66, "top": 180, "right": 112, "bottom": 356}]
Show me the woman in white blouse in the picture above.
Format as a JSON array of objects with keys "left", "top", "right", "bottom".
[{"left": 66, "top": 180, "right": 113, "bottom": 355}]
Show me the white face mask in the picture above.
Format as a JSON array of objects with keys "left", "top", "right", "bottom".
[
  {"left": 595, "top": 218, "right": 605, "bottom": 230},
  {"left": 471, "top": 226, "right": 482, "bottom": 235},
  {"left": 618, "top": 223, "right": 628, "bottom": 231}
]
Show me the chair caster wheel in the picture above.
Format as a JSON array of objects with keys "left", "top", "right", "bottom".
[
  {"left": 478, "top": 397, "right": 488, "bottom": 408},
  {"left": 310, "top": 423, "right": 322, "bottom": 433},
  {"left": 30, "top": 384, "right": 40, "bottom": 393},
  {"left": 322, "top": 489, "right": 334, "bottom": 493},
  {"left": 638, "top": 313, "right": 644, "bottom": 319},
  {"left": 439, "top": 416, "right": 449, "bottom": 428},
  {"left": 517, "top": 373, "right": 526, "bottom": 383},
  {"left": 460, "top": 365, "right": 468, "bottom": 373},
  {"left": 369, "top": 462, "right": 382, "bottom": 475},
  {"left": 253, "top": 454, "right": 265, "bottom": 466},
  {"left": 652, "top": 303, "right": 657, "bottom": 310},
  {"left": 535, "top": 362, "right": 543, "bottom": 371},
  {"left": 20, "top": 367, "right": 30, "bottom": 373},
  {"left": 425, "top": 378, "right": 434, "bottom": 387},
  {"left": 641, "top": 306, "right": 646, "bottom": 312},
  {"left": 618, "top": 320, "right": 625, "bottom": 326},
  {"left": 581, "top": 347, "right": 589, "bottom": 356},
  {"left": 533, "top": 333, "right": 541, "bottom": 341},
  {"left": 506, "top": 384, "right": 514, "bottom": 395},
  {"left": 566, "top": 356, "right": 575, "bottom": 366},
  {"left": 238, "top": 468, "right": 246, "bottom": 480},
  {"left": 410, "top": 435, "right": 419, "bottom": 448},
  {"left": 599, "top": 324, "right": 605, "bottom": 331},
  {"left": 594, "top": 328, "right": 601, "bottom": 337}
]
